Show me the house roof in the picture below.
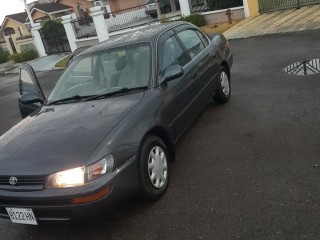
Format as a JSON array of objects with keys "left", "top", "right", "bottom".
[
  {"left": 5, "top": 12, "right": 28, "bottom": 24},
  {"left": 32, "top": 3, "right": 72, "bottom": 13},
  {"left": 0, "top": 12, "right": 28, "bottom": 32}
]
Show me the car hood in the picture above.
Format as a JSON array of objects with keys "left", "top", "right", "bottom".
[{"left": 0, "top": 93, "right": 144, "bottom": 176}]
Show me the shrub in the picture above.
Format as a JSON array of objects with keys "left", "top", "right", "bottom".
[
  {"left": 0, "top": 47, "right": 9, "bottom": 64},
  {"left": 9, "top": 48, "right": 38, "bottom": 63},
  {"left": 9, "top": 53, "right": 22, "bottom": 63},
  {"left": 21, "top": 48, "right": 38, "bottom": 61},
  {"left": 159, "top": 15, "right": 170, "bottom": 24},
  {"left": 178, "top": 14, "right": 206, "bottom": 27}
]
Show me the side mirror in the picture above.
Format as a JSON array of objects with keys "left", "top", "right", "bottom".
[
  {"left": 19, "top": 92, "right": 43, "bottom": 105},
  {"left": 161, "top": 65, "right": 184, "bottom": 85}
]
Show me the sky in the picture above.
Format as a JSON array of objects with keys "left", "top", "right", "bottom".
[{"left": 0, "top": 0, "right": 36, "bottom": 25}]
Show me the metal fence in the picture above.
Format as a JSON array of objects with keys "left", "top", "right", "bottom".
[
  {"left": 72, "top": 0, "right": 182, "bottom": 39},
  {"left": 259, "top": 0, "right": 320, "bottom": 13},
  {"left": 72, "top": 18, "right": 97, "bottom": 39},
  {"left": 106, "top": 0, "right": 181, "bottom": 33},
  {"left": 72, "top": 0, "right": 244, "bottom": 40},
  {"left": 190, "top": 0, "right": 243, "bottom": 13},
  {"left": 16, "top": 35, "right": 33, "bottom": 41}
]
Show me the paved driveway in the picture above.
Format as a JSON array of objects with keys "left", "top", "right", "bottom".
[
  {"left": 225, "top": 5, "right": 320, "bottom": 39},
  {"left": 0, "top": 30, "right": 319, "bottom": 239}
]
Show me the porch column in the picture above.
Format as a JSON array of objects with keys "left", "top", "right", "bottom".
[
  {"left": 243, "top": 0, "right": 250, "bottom": 18},
  {"left": 90, "top": 6, "right": 109, "bottom": 42},
  {"left": 31, "top": 23, "right": 47, "bottom": 57},
  {"left": 61, "top": 15, "right": 77, "bottom": 52},
  {"left": 179, "top": 0, "right": 191, "bottom": 16},
  {"left": 4, "top": 36, "right": 14, "bottom": 54}
]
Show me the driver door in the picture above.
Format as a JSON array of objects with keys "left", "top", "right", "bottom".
[{"left": 18, "top": 64, "right": 46, "bottom": 118}]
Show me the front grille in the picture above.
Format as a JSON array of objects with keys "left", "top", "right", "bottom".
[{"left": 0, "top": 175, "right": 48, "bottom": 190}]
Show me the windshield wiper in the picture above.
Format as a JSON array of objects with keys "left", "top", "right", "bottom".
[
  {"left": 47, "top": 95, "right": 95, "bottom": 105},
  {"left": 84, "top": 86, "right": 148, "bottom": 102}
]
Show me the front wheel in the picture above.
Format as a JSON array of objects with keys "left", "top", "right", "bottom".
[
  {"left": 138, "top": 135, "right": 170, "bottom": 201},
  {"left": 213, "top": 66, "right": 231, "bottom": 104}
]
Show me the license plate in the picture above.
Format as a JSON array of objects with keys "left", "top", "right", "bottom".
[{"left": 6, "top": 208, "right": 38, "bottom": 225}]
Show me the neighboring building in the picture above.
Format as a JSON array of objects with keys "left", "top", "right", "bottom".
[
  {"left": 0, "top": 12, "right": 34, "bottom": 54},
  {"left": 108, "top": 0, "right": 146, "bottom": 13},
  {"left": 0, "top": 0, "right": 93, "bottom": 55},
  {"left": 56, "top": 0, "right": 92, "bottom": 19},
  {"left": 29, "top": 2, "right": 73, "bottom": 22},
  {"left": 0, "top": 0, "right": 161, "bottom": 55}
]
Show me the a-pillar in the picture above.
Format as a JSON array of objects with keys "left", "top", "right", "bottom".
[
  {"left": 179, "top": 0, "right": 191, "bottom": 16},
  {"left": 61, "top": 15, "right": 77, "bottom": 52},
  {"left": 31, "top": 23, "right": 47, "bottom": 57},
  {"left": 90, "top": 6, "right": 109, "bottom": 42}
]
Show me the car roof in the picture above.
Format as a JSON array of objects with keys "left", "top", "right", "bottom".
[{"left": 78, "top": 22, "right": 188, "bottom": 57}]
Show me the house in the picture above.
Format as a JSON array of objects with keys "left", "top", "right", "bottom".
[
  {"left": 0, "top": 12, "right": 34, "bottom": 54},
  {"left": 0, "top": 0, "right": 93, "bottom": 55},
  {"left": 56, "top": 0, "right": 92, "bottom": 19},
  {"left": 29, "top": 2, "right": 73, "bottom": 22},
  {"left": 108, "top": 0, "right": 146, "bottom": 13}
]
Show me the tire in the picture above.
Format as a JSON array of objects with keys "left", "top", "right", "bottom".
[
  {"left": 150, "top": 13, "right": 158, "bottom": 18},
  {"left": 138, "top": 135, "right": 170, "bottom": 201},
  {"left": 213, "top": 66, "right": 231, "bottom": 104}
]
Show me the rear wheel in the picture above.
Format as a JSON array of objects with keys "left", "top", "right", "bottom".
[
  {"left": 150, "top": 13, "right": 158, "bottom": 18},
  {"left": 138, "top": 135, "right": 170, "bottom": 201},
  {"left": 213, "top": 66, "right": 231, "bottom": 104}
]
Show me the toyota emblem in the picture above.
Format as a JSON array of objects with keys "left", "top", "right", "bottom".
[{"left": 9, "top": 177, "right": 18, "bottom": 186}]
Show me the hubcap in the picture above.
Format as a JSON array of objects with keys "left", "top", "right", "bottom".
[
  {"left": 148, "top": 146, "right": 168, "bottom": 189},
  {"left": 220, "top": 71, "right": 230, "bottom": 96}
]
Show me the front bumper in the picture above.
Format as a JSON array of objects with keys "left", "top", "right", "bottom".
[
  {"left": 145, "top": 8, "right": 157, "bottom": 15},
  {"left": 0, "top": 156, "right": 139, "bottom": 223}
]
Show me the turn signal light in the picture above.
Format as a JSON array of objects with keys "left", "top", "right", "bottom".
[{"left": 72, "top": 186, "right": 112, "bottom": 204}]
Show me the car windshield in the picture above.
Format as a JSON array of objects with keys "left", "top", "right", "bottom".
[
  {"left": 48, "top": 43, "right": 151, "bottom": 102},
  {"left": 146, "top": 0, "right": 154, "bottom": 4}
]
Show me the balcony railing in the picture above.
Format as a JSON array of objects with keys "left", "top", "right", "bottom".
[{"left": 16, "top": 35, "right": 33, "bottom": 41}]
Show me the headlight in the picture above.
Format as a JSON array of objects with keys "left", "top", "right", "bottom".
[
  {"left": 46, "top": 167, "right": 85, "bottom": 188},
  {"left": 46, "top": 155, "right": 115, "bottom": 188}
]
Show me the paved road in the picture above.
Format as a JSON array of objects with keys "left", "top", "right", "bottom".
[{"left": 0, "top": 30, "right": 319, "bottom": 239}]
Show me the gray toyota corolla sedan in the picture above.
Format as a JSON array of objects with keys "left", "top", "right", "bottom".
[{"left": 0, "top": 22, "right": 232, "bottom": 225}]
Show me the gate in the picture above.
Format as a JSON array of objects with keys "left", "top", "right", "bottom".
[
  {"left": 39, "top": 20, "right": 70, "bottom": 54},
  {"left": 259, "top": 0, "right": 320, "bottom": 13}
]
